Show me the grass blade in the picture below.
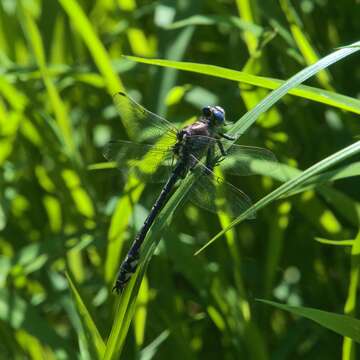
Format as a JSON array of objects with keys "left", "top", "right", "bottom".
[
  {"left": 342, "top": 230, "right": 360, "bottom": 357},
  {"left": 165, "top": 14, "right": 263, "bottom": 36},
  {"left": 258, "top": 299, "right": 360, "bottom": 343},
  {"left": 66, "top": 273, "right": 106, "bottom": 359},
  {"left": 279, "top": 0, "right": 333, "bottom": 89},
  {"left": 125, "top": 55, "right": 360, "bottom": 115},
  {"left": 196, "top": 141, "right": 360, "bottom": 254},
  {"left": 58, "top": 0, "right": 123, "bottom": 95},
  {"left": 21, "top": 9, "right": 76, "bottom": 157}
]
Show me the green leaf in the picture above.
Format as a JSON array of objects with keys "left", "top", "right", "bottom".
[
  {"left": 197, "top": 141, "right": 360, "bottom": 254},
  {"left": 273, "top": 161, "right": 360, "bottom": 197},
  {"left": 21, "top": 9, "right": 76, "bottom": 157},
  {"left": 165, "top": 15, "right": 263, "bottom": 36},
  {"left": 279, "top": 0, "right": 333, "bottom": 89},
  {"left": 66, "top": 272, "right": 106, "bottom": 359},
  {"left": 140, "top": 330, "right": 170, "bottom": 360},
  {"left": 315, "top": 237, "right": 354, "bottom": 246},
  {"left": 58, "top": 0, "right": 123, "bottom": 95},
  {"left": 125, "top": 56, "right": 360, "bottom": 115},
  {"left": 258, "top": 299, "right": 360, "bottom": 343}
]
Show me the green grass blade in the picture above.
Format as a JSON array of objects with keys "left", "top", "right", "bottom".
[
  {"left": 342, "top": 230, "right": 360, "bottom": 357},
  {"left": 165, "top": 14, "right": 263, "bottom": 36},
  {"left": 125, "top": 55, "right": 360, "bottom": 115},
  {"left": 104, "top": 178, "right": 145, "bottom": 284},
  {"left": 318, "top": 187, "right": 360, "bottom": 227},
  {"left": 196, "top": 141, "right": 360, "bottom": 254},
  {"left": 21, "top": 10, "right": 76, "bottom": 157},
  {"left": 58, "top": 0, "right": 123, "bottom": 95},
  {"left": 315, "top": 237, "right": 354, "bottom": 246},
  {"left": 270, "top": 161, "right": 360, "bottom": 197},
  {"left": 235, "top": 0, "right": 258, "bottom": 54},
  {"left": 140, "top": 330, "right": 170, "bottom": 360},
  {"left": 104, "top": 265, "right": 148, "bottom": 359},
  {"left": 66, "top": 272, "right": 106, "bottom": 359},
  {"left": 258, "top": 299, "right": 360, "bottom": 343},
  {"left": 279, "top": 0, "right": 333, "bottom": 89},
  {"left": 301, "top": 161, "right": 360, "bottom": 186}
]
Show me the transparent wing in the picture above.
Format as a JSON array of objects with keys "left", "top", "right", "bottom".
[
  {"left": 215, "top": 141, "right": 279, "bottom": 176},
  {"left": 187, "top": 136, "right": 279, "bottom": 177},
  {"left": 189, "top": 159, "right": 256, "bottom": 219},
  {"left": 113, "top": 92, "right": 178, "bottom": 142},
  {"left": 103, "top": 140, "right": 174, "bottom": 183}
]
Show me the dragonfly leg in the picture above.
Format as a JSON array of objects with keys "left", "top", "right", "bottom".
[
  {"left": 203, "top": 148, "right": 216, "bottom": 175},
  {"left": 216, "top": 139, "right": 227, "bottom": 156},
  {"left": 112, "top": 250, "right": 140, "bottom": 294},
  {"left": 220, "top": 133, "right": 235, "bottom": 141},
  {"left": 212, "top": 140, "right": 227, "bottom": 166}
]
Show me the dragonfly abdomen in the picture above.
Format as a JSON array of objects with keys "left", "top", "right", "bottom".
[
  {"left": 112, "top": 161, "right": 186, "bottom": 294},
  {"left": 112, "top": 251, "right": 140, "bottom": 291}
]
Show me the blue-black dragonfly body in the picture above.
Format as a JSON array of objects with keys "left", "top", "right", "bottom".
[{"left": 104, "top": 92, "right": 277, "bottom": 294}]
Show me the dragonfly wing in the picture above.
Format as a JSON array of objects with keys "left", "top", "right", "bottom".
[
  {"left": 103, "top": 140, "right": 174, "bottom": 183},
  {"left": 113, "top": 92, "right": 178, "bottom": 142},
  {"left": 216, "top": 142, "right": 279, "bottom": 176},
  {"left": 188, "top": 160, "right": 256, "bottom": 219}
]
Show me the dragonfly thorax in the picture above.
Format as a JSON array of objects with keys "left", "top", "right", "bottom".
[
  {"left": 173, "top": 120, "right": 218, "bottom": 174},
  {"left": 173, "top": 105, "right": 227, "bottom": 163}
]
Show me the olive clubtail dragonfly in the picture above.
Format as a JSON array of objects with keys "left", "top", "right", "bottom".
[{"left": 104, "top": 92, "right": 278, "bottom": 294}]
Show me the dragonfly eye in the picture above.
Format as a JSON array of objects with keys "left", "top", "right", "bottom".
[
  {"left": 213, "top": 106, "right": 225, "bottom": 125},
  {"left": 201, "top": 106, "right": 212, "bottom": 117}
]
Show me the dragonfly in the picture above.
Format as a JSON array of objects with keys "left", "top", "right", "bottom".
[{"left": 104, "top": 92, "right": 278, "bottom": 294}]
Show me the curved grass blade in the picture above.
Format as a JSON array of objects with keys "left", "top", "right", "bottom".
[
  {"left": 342, "top": 230, "right": 360, "bottom": 356},
  {"left": 125, "top": 52, "right": 360, "bottom": 115},
  {"left": 165, "top": 15, "right": 263, "bottom": 37},
  {"left": 282, "top": 161, "right": 360, "bottom": 197},
  {"left": 59, "top": 0, "right": 123, "bottom": 95},
  {"left": 235, "top": 0, "right": 258, "bottom": 53},
  {"left": 66, "top": 272, "right": 105, "bottom": 359},
  {"left": 196, "top": 141, "right": 360, "bottom": 254},
  {"left": 140, "top": 330, "right": 170, "bottom": 360},
  {"left": 104, "top": 177, "right": 145, "bottom": 285},
  {"left": 104, "top": 241, "right": 157, "bottom": 359},
  {"left": 21, "top": 9, "right": 76, "bottom": 157},
  {"left": 258, "top": 299, "right": 360, "bottom": 343},
  {"left": 245, "top": 159, "right": 360, "bottom": 195},
  {"left": 279, "top": 0, "right": 333, "bottom": 90},
  {"left": 315, "top": 237, "right": 354, "bottom": 246}
]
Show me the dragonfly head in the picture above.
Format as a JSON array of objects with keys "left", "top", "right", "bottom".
[{"left": 201, "top": 106, "right": 226, "bottom": 127}]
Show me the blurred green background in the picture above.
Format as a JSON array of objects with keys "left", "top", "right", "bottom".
[{"left": 1, "top": 0, "right": 359, "bottom": 359}]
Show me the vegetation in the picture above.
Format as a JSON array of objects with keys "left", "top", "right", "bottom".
[{"left": 0, "top": 1, "right": 359, "bottom": 359}]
